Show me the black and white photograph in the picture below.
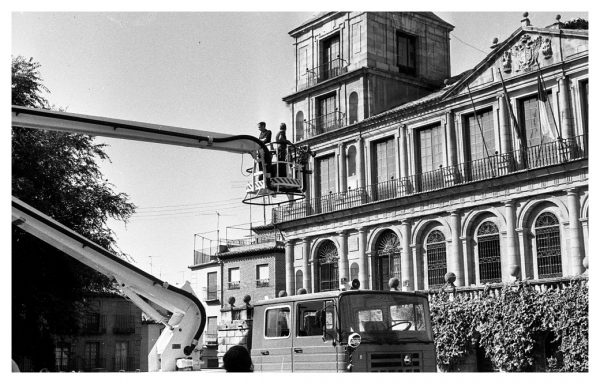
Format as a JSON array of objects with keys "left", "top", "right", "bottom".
[{"left": 8, "top": 1, "right": 590, "bottom": 377}]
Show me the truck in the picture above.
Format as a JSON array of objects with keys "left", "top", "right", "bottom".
[
  {"left": 12, "top": 106, "right": 437, "bottom": 372},
  {"left": 227, "top": 289, "right": 436, "bottom": 372}
]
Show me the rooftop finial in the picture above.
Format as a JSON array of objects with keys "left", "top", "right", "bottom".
[
  {"left": 490, "top": 37, "right": 499, "bottom": 49},
  {"left": 556, "top": 14, "right": 561, "bottom": 21},
  {"left": 521, "top": 11, "right": 531, "bottom": 27}
]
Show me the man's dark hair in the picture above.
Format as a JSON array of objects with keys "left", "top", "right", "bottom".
[
  {"left": 223, "top": 345, "right": 253, "bottom": 372},
  {"left": 258, "top": 122, "right": 266, "bottom": 128}
]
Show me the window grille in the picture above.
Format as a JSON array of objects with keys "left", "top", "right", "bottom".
[
  {"left": 535, "top": 212, "right": 562, "bottom": 278},
  {"left": 318, "top": 241, "right": 339, "bottom": 292},
  {"left": 426, "top": 230, "right": 446, "bottom": 288},
  {"left": 476, "top": 221, "right": 502, "bottom": 283},
  {"left": 375, "top": 230, "right": 401, "bottom": 290}
]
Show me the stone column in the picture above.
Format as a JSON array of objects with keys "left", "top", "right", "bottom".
[
  {"left": 449, "top": 211, "right": 464, "bottom": 286},
  {"left": 515, "top": 228, "right": 531, "bottom": 279},
  {"left": 498, "top": 94, "right": 513, "bottom": 154},
  {"left": 460, "top": 236, "right": 471, "bottom": 286},
  {"left": 338, "top": 143, "right": 347, "bottom": 193},
  {"left": 399, "top": 124, "right": 409, "bottom": 179},
  {"left": 285, "top": 240, "right": 295, "bottom": 295},
  {"left": 504, "top": 200, "right": 520, "bottom": 281},
  {"left": 580, "top": 218, "right": 588, "bottom": 271},
  {"left": 356, "top": 137, "right": 365, "bottom": 190},
  {"left": 337, "top": 230, "right": 349, "bottom": 285},
  {"left": 446, "top": 111, "right": 458, "bottom": 168},
  {"left": 400, "top": 221, "right": 414, "bottom": 291},
  {"left": 410, "top": 244, "right": 421, "bottom": 290},
  {"left": 302, "top": 237, "right": 312, "bottom": 293},
  {"left": 567, "top": 188, "right": 584, "bottom": 275},
  {"left": 357, "top": 227, "right": 369, "bottom": 289},
  {"left": 558, "top": 76, "right": 575, "bottom": 140}
]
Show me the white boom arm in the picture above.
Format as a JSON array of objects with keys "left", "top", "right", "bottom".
[
  {"left": 12, "top": 105, "right": 270, "bottom": 156},
  {"left": 12, "top": 197, "right": 206, "bottom": 371}
]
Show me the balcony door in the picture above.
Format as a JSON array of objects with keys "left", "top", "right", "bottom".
[
  {"left": 321, "top": 34, "right": 340, "bottom": 80},
  {"left": 317, "top": 94, "right": 337, "bottom": 134},
  {"left": 372, "top": 137, "right": 396, "bottom": 199}
]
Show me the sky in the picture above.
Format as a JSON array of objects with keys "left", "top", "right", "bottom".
[{"left": 10, "top": 5, "right": 589, "bottom": 287}]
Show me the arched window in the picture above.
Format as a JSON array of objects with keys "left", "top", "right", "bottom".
[
  {"left": 476, "top": 221, "right": 502, "bottom": 283},
  {"left": 295, "top": 111, "right": 304, "bottom": 142},
  {"left": 426, "top": 230, "right": 447, "bottom": 288},
  {"left": 374, "top": 230, "right": 401, "bottom": 290},
  {"left": 535, "top": 212, "right": 562, "bottom": 278},
  {"left": 350, "top": 262, "right": 359, "bottom": 282},
  {"left": 317, "top": 241, "right": 339, "bottom": 292},
  {"left": 295, "top": 270, "right": 303, "bottom": 292},
  {"left": 349, "top": 92, "right": 359, "bottom": 124},
  {"left": 346, "top": 145, "right": 357, "bottom": 177}
]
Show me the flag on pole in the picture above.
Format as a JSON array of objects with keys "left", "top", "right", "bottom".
[{"left": 537, "top": 73, "right": 559, "bottom": 140}]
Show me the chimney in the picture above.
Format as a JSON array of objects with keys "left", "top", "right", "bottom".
[{"left": 521, "top": 12, "right": 531, "bottom": 27}]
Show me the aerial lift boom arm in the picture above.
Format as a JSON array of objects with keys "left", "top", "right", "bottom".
[{"left": 11, "top": 105, "right": 298, "bottom": 371}]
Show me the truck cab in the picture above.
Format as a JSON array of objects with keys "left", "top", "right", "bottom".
[{"left": 250, "top": 290, "right": 436, "bottom": 372}]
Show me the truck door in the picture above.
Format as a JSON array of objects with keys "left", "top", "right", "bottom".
[
  {"left": 252, "top": 305, "right": 292, "bottom": 372},
  {"left": 292, "top": 299, "right": 338, "bottom": 372}
]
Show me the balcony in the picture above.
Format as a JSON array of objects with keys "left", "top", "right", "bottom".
[
  {"left": 256, "top": 278, "right": 270, "bottom": 288},
  {"left": 303, "top": 110, "right": 346, "bottom": 139},
  {"left": 113, "top": 314, "right": 136, "bottom": 334},
  {"left": 80, "top": 313, "right": 106, "bottom": 335},
  {"left": 298, "top": 58, "right": 348, "bottom": 91},
  {"left": 273, "top": 135, "right": 587, "bottom": 223},
  {"left": 228, "top": 281, "right": 240, "bottom": 290},
  {"left": 226, "top": 232, "right": 282, "bottom": 248}
]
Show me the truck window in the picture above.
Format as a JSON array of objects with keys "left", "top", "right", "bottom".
[
  {"left": 296, "top": 300, "right": 334, "bottom": 337},
  {"left": 265, "top": 307, "right": 290, "bottom": 338}
]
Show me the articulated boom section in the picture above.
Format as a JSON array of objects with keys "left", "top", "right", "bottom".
[
  {"left": 12, "top": 106, "right": 308, "bottom": 206},
  {"left": 12, "top": 197, "right": 206, "bottom": 372}
]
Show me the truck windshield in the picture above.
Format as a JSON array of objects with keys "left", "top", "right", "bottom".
[{"left": 338, "top": 293, "right": 432, "bottom": 344}]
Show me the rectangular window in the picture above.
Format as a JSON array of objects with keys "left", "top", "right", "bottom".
[
  {"left": 55, "top": 343, "right": 70, "bottom": 371},
  {"left": 296, "top": 300, "right": 335, "bottom": 337},
  {"left": 207, "top": 272, "right": 218, "bottom": 300},
  {"left": 581, "top": 79, "right": 588, "bottom": 136},
  {"left": 228, "top": 267, "right": 240, "bottom": 290},
  {"left": 205, "top": 316, "right": 218, "bottom": 341},
  {"left": 316, "top": 94, "right": 338, "bottom": 133},
  {"left": 396, "top": 31, "right": 416, "bottom": 74},
  {"left": 114, "top": 341, "right": 128, "bottom": 371},
  {"left": 317, "top": 155, "right": 336, "bottom": 196},
  {"left": 321, "top": 34, "right": 341, "bottom": 80},
  {"left": 373, "top": 137, "right": 396, "bottom": 183},
  {"left": 418, "top": 125, "right": 444, "bottom": 173},
  {"left": 265, "top": 307, "right": 290, "bottom": 338},
  {"left": 256, "top": 264, "right": 270, "bottom": 287},
  {"left": 465, "top": 109, "right": 495, "bottom": 161}
]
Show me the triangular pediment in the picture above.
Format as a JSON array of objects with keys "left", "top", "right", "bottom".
[{"left": 445, "top": 26, "right": 588, "bottom": 98}]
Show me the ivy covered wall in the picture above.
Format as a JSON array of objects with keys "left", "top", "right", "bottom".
[{"left": 429, "top": 278, "right": 588, "bottom": 372}]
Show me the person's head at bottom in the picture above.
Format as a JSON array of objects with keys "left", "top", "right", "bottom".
[{"left": 223, "top": 345, "right": 253, "bottom": 372}]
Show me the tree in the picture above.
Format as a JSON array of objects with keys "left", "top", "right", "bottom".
[{"left": 11, "top": 56, "right": 136, "bottom": 371}]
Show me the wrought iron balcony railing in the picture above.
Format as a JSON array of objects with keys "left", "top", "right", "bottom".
[
  {"left": 256, "top": 278, "right": 270, "bottom": 288},
  {"left": 273, "top": 135, "right": 587, "bottom": 223},
  {"left": 80, "top": 313, "right": 106, "bottom": 335},
  {"left": 297, "top": 58, "right": 348, "bottom": 91},
  {"left": 303, "top": 110, "right": 346, "bottom": 139},
  {"left": 113, "top": 314, "right": 136, "bottom": 334}
]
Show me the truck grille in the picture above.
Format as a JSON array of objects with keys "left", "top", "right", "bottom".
[{"left": 369, "top": 352, "right": 421, "bottom": 372}]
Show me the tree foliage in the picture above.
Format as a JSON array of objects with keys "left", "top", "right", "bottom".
[
  {"left": 11, "top": 55, "right": 136, "bottom": 371},
  {"left": 562, "top": 18, "right": 588, "bottom": 30},
  {"left": 430, "top": 279, "right": 588, "bottom": 372}
]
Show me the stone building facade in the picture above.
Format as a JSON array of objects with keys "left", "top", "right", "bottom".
[
  {"left": 273, "top": 12, "right": 588, "bottom": 296},
  {"left": 50, "top": 293, "right": 147, "bottom": 372}
]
